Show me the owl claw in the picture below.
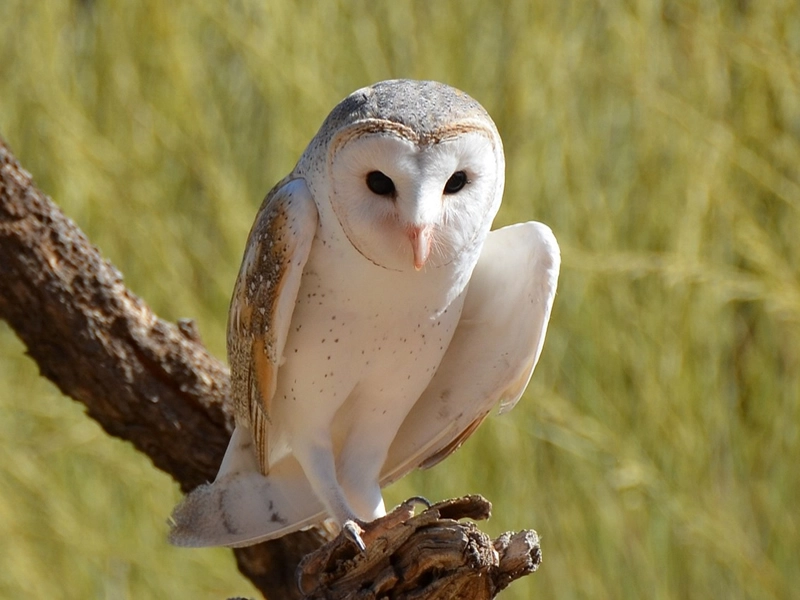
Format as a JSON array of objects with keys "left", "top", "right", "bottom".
[
  {"left": 342, "top": 520, "right": 367, "bottom": 553},
  {"left": 403, "top": 495, "right": 432, "bottom": 511}
]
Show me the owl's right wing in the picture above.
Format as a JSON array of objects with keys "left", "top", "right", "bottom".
[
  {"left": 227, "top": 178, "right": 318, "bottom": 473},
  {"left": 381, "top": 221, "right": 560, "bottom": 484}
]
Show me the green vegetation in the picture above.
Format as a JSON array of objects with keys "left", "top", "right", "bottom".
[{"left": 1, "top": 1, "right": 798, "bottom": 598}]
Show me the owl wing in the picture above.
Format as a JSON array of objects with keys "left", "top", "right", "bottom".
[
  {"left": 227, "top": 177, "right": 318, "bottom": 473},
  {"left": 381, "top": 221, "right": 560, "bottom": 484}
]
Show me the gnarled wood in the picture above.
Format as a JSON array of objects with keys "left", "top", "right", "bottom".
[{"left": 298, "top": 496, "right": 541, "bottom": 600}]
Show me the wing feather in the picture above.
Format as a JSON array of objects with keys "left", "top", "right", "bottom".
[
  {"left": 381, "top": 221, "right": 560, "bottom": 485},
  {"left": 227, "top": 178, "right": 318, "bottom": 474}
]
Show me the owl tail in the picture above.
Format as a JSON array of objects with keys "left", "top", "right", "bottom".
[{"left": 168, "top": 426, "right": 326, "bottom": 548}]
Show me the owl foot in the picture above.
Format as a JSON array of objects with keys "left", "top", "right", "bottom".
[{"left": 339, "top": 497, "right": 436, "bottom": 554}]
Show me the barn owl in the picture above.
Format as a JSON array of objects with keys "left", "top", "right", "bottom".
[{"left": 169, "top": 79, "right": 560, "bottom": 548}]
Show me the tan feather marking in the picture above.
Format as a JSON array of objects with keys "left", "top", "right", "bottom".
[
  {"left": 250, "top": 337, "right": 276, "bottom": 474},
  {"left": 329, "top": 119, "right": 496, "bottom": 155},
  {"left": 240, "top": 210, "right": 291, "bottom": 474},
  {"left": 226, "top": 178, "right": 318, "bottom": 476},
  {"left": 418, "top": 411, "right": 490, "bottom": 470},
  {"left": 252, "top": 338, "right": 277, "bottom": 419}
]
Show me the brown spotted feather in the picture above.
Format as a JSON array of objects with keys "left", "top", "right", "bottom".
[{"left": 227, "top": 178, "right": 317, "bottom": 475}]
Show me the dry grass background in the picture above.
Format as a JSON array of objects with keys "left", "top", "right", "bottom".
[{"left": 1, "top": 1, "right": 799, "bottom": 598}]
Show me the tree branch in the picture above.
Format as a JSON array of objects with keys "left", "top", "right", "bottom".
[{"left": 0, "top": 136, "right": 541, "bottom": 599}]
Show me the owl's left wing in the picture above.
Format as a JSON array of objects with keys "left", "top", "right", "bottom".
[
  {"left": 228, "top": 178, "right": 318, "bottom": 473},
  {"left": 381, "top": 221, "right": 560, "bottom": 484}
]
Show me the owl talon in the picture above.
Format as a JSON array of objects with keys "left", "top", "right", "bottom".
[
  {"left": 403, "top": 495, "right": 432, "bottom": 511},
  {"left": 342, "top": 520, "right": 367, "bottom": 553}
]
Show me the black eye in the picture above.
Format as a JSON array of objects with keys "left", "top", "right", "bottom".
[
  {"left": 366, "top": 171, "right": 396, "bottom": 196},
  {"left": 443, "top": 170, "right": 468, "bottom": 194}
]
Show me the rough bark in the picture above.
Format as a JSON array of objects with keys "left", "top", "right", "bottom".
[
  {"left": 298, "top": 496, "right": 541, "bottom": 600},
  {"left": 0, "top": 136, "right": 541, "bottom": 599}
]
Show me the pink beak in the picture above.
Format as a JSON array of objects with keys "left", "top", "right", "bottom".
[{"left": 408, "top": 225, "right": 434, "bottom": 271}]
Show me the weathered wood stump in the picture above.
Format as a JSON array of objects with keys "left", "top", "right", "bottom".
[{"left": 297, "top": 496, "right": 541, "bottom": 600}]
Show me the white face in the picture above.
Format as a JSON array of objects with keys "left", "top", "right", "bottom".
[{"left": 326, "top": 124, "right": 502, "bottom": 272}]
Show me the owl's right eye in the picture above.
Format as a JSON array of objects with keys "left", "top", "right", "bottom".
[{"left": 366, "top": 171, "right": 396, "bottom": 197}]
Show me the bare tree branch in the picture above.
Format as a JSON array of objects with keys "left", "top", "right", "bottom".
[
  {"left": 0, "top": 136, "right": 541, "bottom": 599},
  {"left": 0, "top": 137, "right": 232, "bottom": 488}
]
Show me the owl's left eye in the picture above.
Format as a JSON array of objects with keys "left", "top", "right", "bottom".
[{"left": 443, "top": 171, "right": 468, "bottom": 195}]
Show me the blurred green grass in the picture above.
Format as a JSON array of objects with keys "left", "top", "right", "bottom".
[{"left": 1, "top": 1, "right": 799, "bottom": 598}]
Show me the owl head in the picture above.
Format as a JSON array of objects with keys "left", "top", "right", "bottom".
[{"left": 298, "top": 80, "right": 505, "bottom": 273}]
